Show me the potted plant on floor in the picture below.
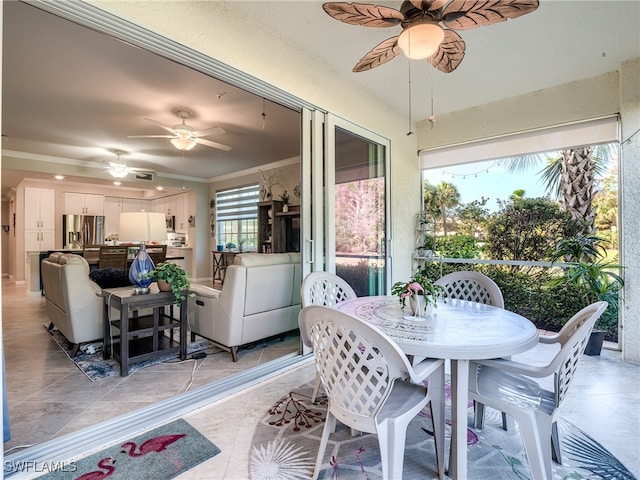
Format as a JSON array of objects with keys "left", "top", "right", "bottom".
[
  {"left": 391, "top": 270, "right": 444, "bottom": 318},
  {"left": 550, "top": 234, "right": 624, "bottom": 355},
  {"left": 140, "top": 262, "right": 193, "bottom": 305}
]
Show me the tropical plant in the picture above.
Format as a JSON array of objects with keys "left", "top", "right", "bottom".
[
  {"left": 391, "top": 271, "right": 444, "bottom": 310},
  {"left": 549, "top": 235, "right": 623, "bottom": 336},
  {"left": 140, "top": 262, "right": 193, "bottom": 304},
  {"left": 423, "top": 180, "right": 461, "bottom": 236}
]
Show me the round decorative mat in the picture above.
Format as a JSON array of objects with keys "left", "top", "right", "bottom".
[{"left": 250, "top": 382, "right": 636, "bottom": 480}]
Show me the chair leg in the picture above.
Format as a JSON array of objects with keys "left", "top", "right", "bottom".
[
  {"left": 310, "top": 373, "right": 322, "bottom": 403},
  {"left": 313, "top": 411, "right": 336, "bottom": 480},
  {"left": 70, "top": 343, "right": 80, "bottom": 358},
  {"left": 382, "top": 420, "right": 407, "bottom": 480},
  {"left": 230, "top": 346, "right": 238, "bottom": 362},
  {"left": 551, "top": 421, "right": 562, "bottom": 464},
  {"left": 473, "top": 400, "right": 485, "bottom": 429},
  {"left": 518, "top": 412, "right": 553, "bottom": 480}
]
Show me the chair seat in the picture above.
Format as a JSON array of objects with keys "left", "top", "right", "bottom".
[
  {"left": 476, "top": 364, "right": 556, "bottom": 415},
  {"left": 377, "top": 379, "right": 429, "bottom": 420}
]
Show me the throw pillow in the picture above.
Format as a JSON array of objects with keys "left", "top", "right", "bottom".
[{"left": 89, "top": 268, "right": 132, "bottom": 289}]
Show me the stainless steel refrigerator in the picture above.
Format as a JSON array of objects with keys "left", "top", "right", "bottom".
[{"left": 62, "top": 215, "right": 105, "bottom": 249}]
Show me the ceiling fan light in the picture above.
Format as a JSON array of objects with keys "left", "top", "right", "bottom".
[
  {"left": 108, "top": 162, "right": 129, "bottom": 178},
  {"left": 170, "top": 137, "right": 197, "bottom": 151},
  {"left": 398, "top": 23, "right": 445, "bottom": 60}
]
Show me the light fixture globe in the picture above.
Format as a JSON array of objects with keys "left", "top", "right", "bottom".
[
  {"left": 398, "top": 22, "right": 445, "bottom": 60},
  {"left": 170, "top": 136, "right": 197, "bottom": 151}
]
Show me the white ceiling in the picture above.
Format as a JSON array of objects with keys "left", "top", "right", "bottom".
[{"left": 2, "top": 1, "right": 639, "bottom": 197}]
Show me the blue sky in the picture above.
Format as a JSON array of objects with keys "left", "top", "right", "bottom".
[{"left": 423, "top": 159, "right": 550, "bottom": 212}]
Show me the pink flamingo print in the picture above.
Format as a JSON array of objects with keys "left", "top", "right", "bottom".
[
  {"left": 120, "top": 434, "right": 186, "bottom": 457},
  {"left": 75, "top": 457, "right": 115, "bottom": 480}
]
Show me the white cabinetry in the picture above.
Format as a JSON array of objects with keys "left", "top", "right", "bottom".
[
  {"left": 24, "top": 187, "right": 56, "bottom": 251},
  {"left": 63, "top": 192, "right": 104, "bottom": 215}
]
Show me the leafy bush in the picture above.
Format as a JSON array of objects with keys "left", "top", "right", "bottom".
[
  {"left": 435, "top": 234, "right": 479, "bottom": 258},
  {"left": 485, "top": 198, "right": 583, "bottom": 261}
]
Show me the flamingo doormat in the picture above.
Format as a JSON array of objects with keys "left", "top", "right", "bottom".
[{"left": 36, "top": 419, "right": 220, "bottom": 480}]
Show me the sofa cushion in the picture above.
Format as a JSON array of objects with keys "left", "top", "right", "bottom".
[{"left": 89, "top": 268, "right": 132, "bottom": 289}]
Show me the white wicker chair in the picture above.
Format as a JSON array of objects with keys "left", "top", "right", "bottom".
[
  {"left": 299, "top": 305, "right": 445, "bottom": 480},
  {"left": 300, "top": 271, "right": 357, "bottom": 402},
  {"left": 468, "top": 301, "right": 608, "bottom": 480}
]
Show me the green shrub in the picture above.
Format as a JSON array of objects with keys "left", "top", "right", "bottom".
[{"left": 435, "top": 234, "right": 479, "bottom": 258}]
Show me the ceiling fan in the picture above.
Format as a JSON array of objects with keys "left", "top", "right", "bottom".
[
  {"left": 128, "top": 110, "right": 232, "bottom": 152},
  {"left": 105, "top": 151, "right": 154, "bottom": 179},
  {"left": 322, "top": 0, "right": 539, "bottom": 73}
]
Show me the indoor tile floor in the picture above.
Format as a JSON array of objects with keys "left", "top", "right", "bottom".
[{"left": 3, "top": 277, "right": 639, "bottom": 479}]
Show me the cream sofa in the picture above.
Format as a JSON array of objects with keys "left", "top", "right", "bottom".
[
  {"left": 189, "top": 252, "right": 301, "bottom": 361},
  {"left": 41, "top": 253, "right": 103, "bottom": 356}
]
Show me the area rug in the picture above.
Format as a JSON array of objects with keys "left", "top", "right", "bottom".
[
  {"left": 250, "top": 383, "right": 637, "bottom": 480},
  {"left": 34, "top": 418, "right": 220, "bottom": 479},
  {"left": 45, "top": 324, "right": 218, "bottom": 382}
]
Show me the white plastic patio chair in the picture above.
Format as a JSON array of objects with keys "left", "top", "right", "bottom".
[
  {"left": 434, "top": 270, "right": 504, "bottom": 307},
  {"left": 299, "top": 305, "right": 445, "bottom": 480},
  {"left": 435, "top": 270, "right": 508, "bottom": 430},
  {"left": 300, "top": 271, "right": 357, "bottom": 402},
  {"left": 468, "top": 301, "right": 608, "bottom": 480}
]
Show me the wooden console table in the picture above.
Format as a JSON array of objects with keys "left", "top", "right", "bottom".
[
  {"left": 102, "top": 285, "right": 187, "bottom": 376},
  {"left": 212, "top": 251, "right": 236, "bottom": 283}
]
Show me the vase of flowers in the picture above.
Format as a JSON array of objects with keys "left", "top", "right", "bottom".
[
  {"left": 280, "top": 190, "right": 290, "bottom": 212},
  {"left": 391, "top": 271, "right": 444, "bottom": 318}
]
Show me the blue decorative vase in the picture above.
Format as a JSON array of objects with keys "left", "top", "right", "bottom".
[{"left": 129, "top": 243, "right": 155, "bottom": 292}]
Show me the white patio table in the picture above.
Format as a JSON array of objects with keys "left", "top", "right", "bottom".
[{"left": 336, "top": 295, "right": 539, "bottom": 480}]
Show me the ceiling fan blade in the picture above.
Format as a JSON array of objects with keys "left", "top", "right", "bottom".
[
  {"left": 322, "top": 2, "right": 404, "bottom": 27},
  {"left": 442, "top": 0, "right": 539, "bottom": 30},
  {"left": 353, "top": 36, "right": 401, "bottom": 72},
  {"left": 127, "top": 134, "right": 176, "bottom": 139},
  {"left": 143, "top": 117, "right": 178, "bottom": 134},
  {"left": 429, "top": 29, "right": 465, "bottom": 73},
  {"left": 192, "top": 126, "right": 226, "bottom": 137},
  {"left": 195, "top": 137, "right": 232, "bottom": 152}
]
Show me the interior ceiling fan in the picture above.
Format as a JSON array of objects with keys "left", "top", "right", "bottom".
[
  {"left": 105, "top": 151, "right": 153, "bottom": 179},
  {"left": 322, "top": 0, "right": 539, "bottom": 73},
  {"left": 128, "top": 110, "right": 232, "bottom": 152}
]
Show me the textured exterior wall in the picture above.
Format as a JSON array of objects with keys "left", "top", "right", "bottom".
[{"left": 620, "top": 58, "right": 640, "bottom": 364}]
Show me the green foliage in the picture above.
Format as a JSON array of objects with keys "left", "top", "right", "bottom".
[
  {"left": 417, "top": 261, "right": 621, "bottom": 341},
  {"left": 391, "top": 271, "right": 444, "bottom": 309},
  {"left": 141, "top": 262, "right": 193, "bottom": 305},
  {"left": 485, "top": 197, "right": 583, "bottom": 261},
  {"left": 435, "top": 234, "right": 479, "bottom": 258}
]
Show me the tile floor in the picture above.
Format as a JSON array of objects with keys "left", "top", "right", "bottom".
[{"left": 3, "top": 277, "right": 640, "bottom": 479}]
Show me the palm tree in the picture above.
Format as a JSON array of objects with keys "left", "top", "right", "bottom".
[
  {"left": 423, "top": 181, "right": 460, "bottom": 236},
  {"left": 503, "top": 144, "right": 616, "bottom": 234}
]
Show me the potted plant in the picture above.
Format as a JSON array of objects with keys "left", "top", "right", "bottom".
[
  {"left": 550, "top": 235, "right": 624, "bottom": 355},
  {"left": 280, "top": 190, "right": 290, "bottom": 212},
  {"left": 418, "top": 234, "right": 437, "bottom": 258},
  {"left": 391, "top": 270, "right": 444, "bottom": 318},
  {"left": 140, "top": 262, "right": 193, "bottom": 305},
  {"left": 225, "top": 241, "right": 236, "bottom": 251}
]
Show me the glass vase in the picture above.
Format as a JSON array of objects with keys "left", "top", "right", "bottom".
[{"left": 128, "top": 243, "right": 155, "bottom": 293}]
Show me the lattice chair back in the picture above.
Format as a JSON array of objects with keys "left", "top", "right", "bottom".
[
  {"left": 551, "top": 301, "right": 608, "bottom": 406},
  {"left": 435, "top": 271, "right": 504, "bottom": 308},
  {"left": 301, "top": 306, "right": 416, "bottom": 431},
  {"left": 301, "top": 271, "right": 357, "bottom": 308}
]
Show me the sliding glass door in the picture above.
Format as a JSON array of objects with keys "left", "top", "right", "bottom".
[{"left": 302, "top": 114, "right": 390, "bottom": 296}]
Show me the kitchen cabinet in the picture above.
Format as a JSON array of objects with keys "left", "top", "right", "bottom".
[
  {"left": 63, "top": 192, "right": 104, "bottom": 215},
  {"left": 24, "top": 187, "right": 56, "bottom": 250}
]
